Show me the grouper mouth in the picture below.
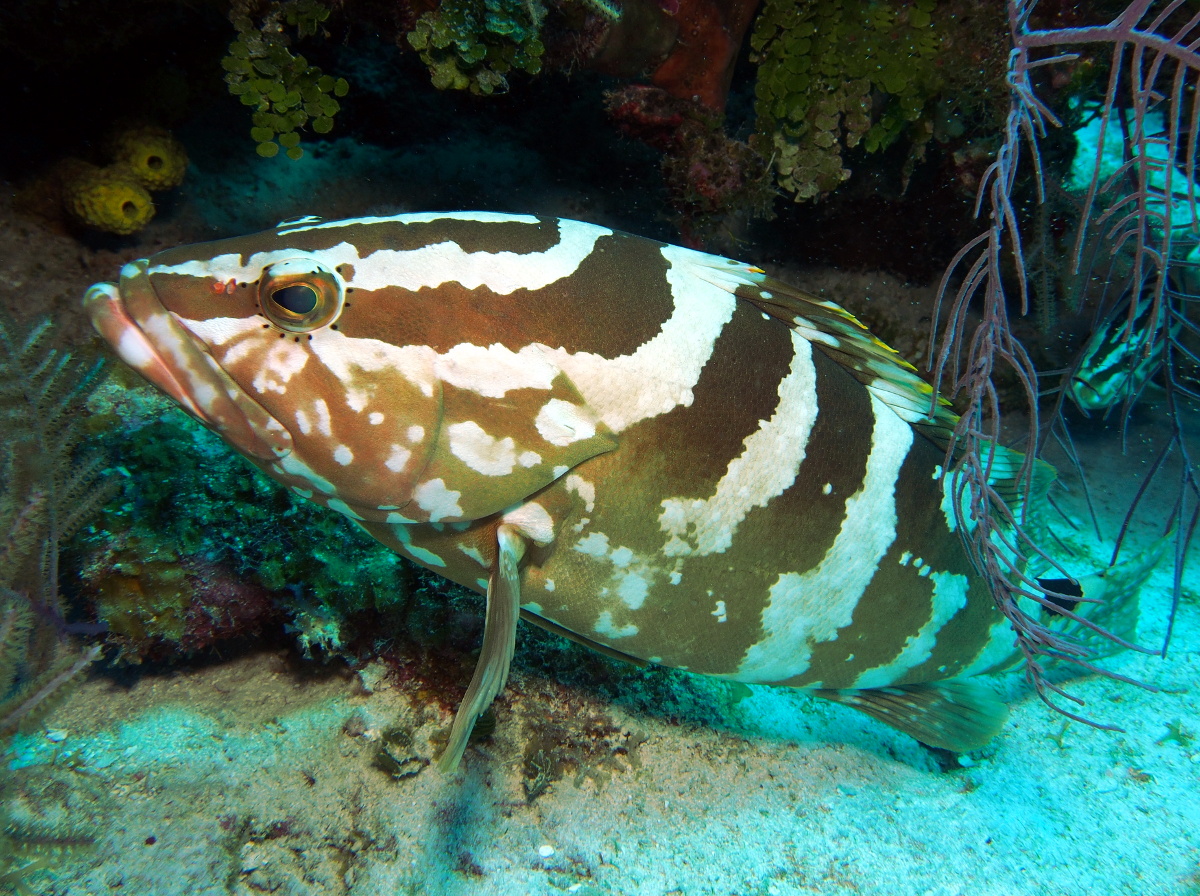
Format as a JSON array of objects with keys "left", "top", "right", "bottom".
[{"left": 84, "top": 260, "right": 294, "bottom": 462}]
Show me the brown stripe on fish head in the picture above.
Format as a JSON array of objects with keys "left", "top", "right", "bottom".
[
  {"left": 798, "top": 429, "right": 983, "bottom": 689},
  {"left": 518, "top": 230, "right": 680, "bottom": 356},
  {"left": 142, "top": 225, "right": 357, "bottom": 322},
  {"left": 146, "top": 216, "right": 560, "bottom": 268},
  {"left": 332, "top": 276, "right": 448, "bottom": 348},
  {"left": 141, "top": 216, "right": 560, "bottom": 324},
  {"left": 332, "top": 228, "right": 677, "bottom": 357},
  {"left": 146, "top": 221, "right": 348, "bottom": 270},
  {"left": 146, "top": 272, "right": 260, "bottom": 324},
  {"left": 142, "top": 233, "right": 262, "bottom": 271},
  {"left": 258, "top": 217, "right": 563, "bottom": 256}
]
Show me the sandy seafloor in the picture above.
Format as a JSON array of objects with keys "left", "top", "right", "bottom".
[{"left": 2, "top": 133, "right": 1199, "bottom": 896}]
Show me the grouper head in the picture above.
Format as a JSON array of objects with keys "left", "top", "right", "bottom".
[{"left": 83, "top": 215, "right": 616, "bottom": 526}]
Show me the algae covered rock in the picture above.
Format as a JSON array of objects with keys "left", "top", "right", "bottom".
[
  {"left": 223, "top": 0, "right": 349, "bottom": 160},
  {"left": 750, "top": 0, "right": 943, "bottom": 202},
  {"left": 407, "top": 0, "right": 547, "bottom": 96}
]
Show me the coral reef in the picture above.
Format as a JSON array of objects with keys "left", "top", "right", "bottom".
[
  {"left": 606, "top": 85, "right": 773, "bottom": 244},
  {"left": 748, "top": 0, "right": 1011, "bottom": 204},
  {"left": 223, "top": 0, "right": 349, "bottom": 159},
  {"left": 751, "top": 0, "right": 943, "bottom": 202},
  {"left": 90, "top": 552, "right": 283, "bottom": 656},
  {"left": 642, "top": 0, "right": 762, "bottom": 113},
  {"left": 579, "top": 0, "right": 676, "bottom": 79}
]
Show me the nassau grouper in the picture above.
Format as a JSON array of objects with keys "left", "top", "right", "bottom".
[{"left": 84, "top": 212, "right": 1155, "bottom": 770}]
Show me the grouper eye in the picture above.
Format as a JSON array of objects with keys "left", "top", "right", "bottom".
[
  {"left": 258, "top": 257, "right": 344, "bottom": 332},
  {"left": 272, "top": 284, "right": 318, "bottom": 314}
]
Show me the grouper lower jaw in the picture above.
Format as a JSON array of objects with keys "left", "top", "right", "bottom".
[{"left": 84, "top": 269, "right": 292, "bottom": 463}]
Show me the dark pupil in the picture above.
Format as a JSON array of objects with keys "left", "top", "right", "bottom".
[{"left": 272, "top": 284, "right": 318, "bottom": 314}]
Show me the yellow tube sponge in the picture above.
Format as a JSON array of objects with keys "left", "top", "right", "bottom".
[
  {"left": 105, "top": 123, "right": 188, "bottom": 191},
  {"left": 59, "top": 161, "right": 156, "bottom": 235}
]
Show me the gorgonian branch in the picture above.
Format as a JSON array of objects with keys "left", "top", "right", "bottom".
[{"left": 931, "top": 0, "right": 1199, "bottom": 720}]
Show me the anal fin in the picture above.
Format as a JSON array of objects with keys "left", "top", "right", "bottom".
[
  {"left": 813, "top": 680, "right": 1008, "bottom": 752},
  {"left": 437, "top": 524, "right": 525, "bottom": 773}
]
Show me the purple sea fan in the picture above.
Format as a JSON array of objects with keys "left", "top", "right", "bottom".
[{"left": 931, "top": 0, "right": 1199, "bottom": 724}]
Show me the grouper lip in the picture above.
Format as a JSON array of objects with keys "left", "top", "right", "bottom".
[{"left": 84, "top": 259, "right": 293, "bottom": 462}]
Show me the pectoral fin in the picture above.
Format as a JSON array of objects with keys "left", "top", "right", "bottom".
[
  {"left": 813, "top": 680, "right": 1008, "bottom": 752},
  {"left": 438, "top": 524, "right": 526, "bottom": 773},
  {"left": 519, "top": 610, "right": 649, "bottom": 667}
]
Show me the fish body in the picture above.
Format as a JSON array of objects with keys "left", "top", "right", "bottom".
[{"left": 85, "top": 212, "right": 1090, "bottom": 762}]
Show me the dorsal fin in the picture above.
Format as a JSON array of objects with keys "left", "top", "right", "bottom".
[
  {"left": 688, "top": 254, "right": 1055, "bottom": 518},
  {"left": 689, "top": 256, "right": 960, "bottom": 447}
]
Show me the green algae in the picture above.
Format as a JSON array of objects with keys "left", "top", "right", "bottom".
[
  {"left": 407, "top": 0, "right": 546, "bottom": 95},
  {"left": 750, "top": 0, "right": 944, "bottom": 201},
  {"left": 223, "top": 0, "right": 349, "bottom": 160}
]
